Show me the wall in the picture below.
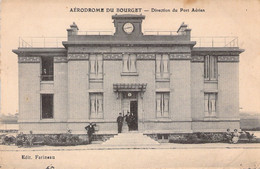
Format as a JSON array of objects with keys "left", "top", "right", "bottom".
[
  {"left": 218, "top": 62, "right": 239, "bottom": 120},
  {"left": 54, "top": 61, "right": 68, "bottom": 121},
  {"left": 191, "top": 62, "right": 204, "bottom": 120},
  {"left": 19, "top": 62, "right": 41, "bottom": 122},
  {"left": 170, "top": 60, "right": 192, "bottom": 121},
  {"left": 67, "top": 60, "right": 89, "bottom": 123}
]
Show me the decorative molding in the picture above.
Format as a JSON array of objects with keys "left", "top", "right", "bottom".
[
  {"left": 67, "top": 54, "right": 89, "bottom": 60},
  {"left": 191, "top": 55, "right": 204, "bottom": 62},
  {"left": 54, "top": 57, "right": 67, "bottom": 63},
  {"left": 136, "top": 54, "right": 155, "bottom": 60},
  {"left": 18, "top": 56, "right": 41, "bottom": 63},
  {"left": 103, "top": 53, "right": 122, "bottom": 60},
  {"left": 169, "top": 53, "right": 191, "bottom": 60},
  {"left": 218, "top": 56, "right": 239, "bottom": 62}
]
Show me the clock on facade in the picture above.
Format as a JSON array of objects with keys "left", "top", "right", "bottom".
[{"left": 123, "top": 23, "right": 134, "bottom": 34}]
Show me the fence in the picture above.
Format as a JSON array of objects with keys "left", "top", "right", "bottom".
[
  {"left": 191, "top": 36, "right": 238, "bottom": 47},
  {"left": 18, "top": 35, "right": 239, "bottom": 48},
  {"left": 19, "top": 37, "right": 67, "bottom": 48}
]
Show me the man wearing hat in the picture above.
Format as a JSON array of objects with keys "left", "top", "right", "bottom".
[
  {"left": 85, "top": 123, "right": 95, "bottom": 144},
  {"left": 117, "top": 113, "right": 124, "bottom": 133}
]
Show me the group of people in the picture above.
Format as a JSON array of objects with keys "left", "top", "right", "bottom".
[
  {"left": 225, "top": 129, "right": 240, "bottom": 143},
  {"left": 117, "top": 112, "right": 137, "bottom": 133},
  {"left": 84, "top": 112, "right": 136, "bottom": 144}
]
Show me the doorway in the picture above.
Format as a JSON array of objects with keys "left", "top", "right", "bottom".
[
  {"left": 121, "top": 92, "right": 138, "bottom": 131},
  {"left": 130, "top": 101, "right": 138, "bottom": 130}
]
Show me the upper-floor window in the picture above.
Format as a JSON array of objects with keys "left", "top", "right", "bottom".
[
  {"left": 156, "top": 92, "right": 169, "bottom": 118},
  {"left": 41, "top": 94, "right": 53, "bottom": 119},
  {"left": 204, "top": 55, "right": 217, "bottom": 81},
  {"left": 156, "top": 54, "right": 169, "bottom": 79},
  {"left": 204, "top": 93, "right": 217, "bottom": 117},
  {"left": 41, "top": 56, "right": 54, "bottom": 81},
  {"left": 89, "top": 54, "right": 103, "bottom": 80},
  {"left": 122, "top": 54, "right": 136, "bottom": 73},
  {"left": 90, "top": 93, "right": 103, "bottom": 119}
]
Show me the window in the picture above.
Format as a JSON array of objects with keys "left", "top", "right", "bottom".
[
  {"left": 204, "top": 55, "right": 217, "bottom": 80},
  {"left": 122, "top": 54, "right": 136, "bottom": 73},
  {"left": 156, "top": 54, "right": 169, "bottom": 79},
  {"left": 89, "top": 54, "right": 103, "bottom": 80},
  {"left": 90, "top": 93, "right": 103, "bottom": 119},
  {"left": 41, "top": 56, "right": 54, "bottom": 81},
  {"left": 156, "top": 92, "right": 169, "bottom": 117},
  {"left": 41, "top": 94, "right": 53, "bottom": 119},
  {"left": 204, "top": 93, "right": 217, "bottom": 117}
]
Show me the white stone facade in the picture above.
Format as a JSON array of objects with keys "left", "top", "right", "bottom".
[{"left": 13, "top": 14, "right": 244, "bottom": 135}]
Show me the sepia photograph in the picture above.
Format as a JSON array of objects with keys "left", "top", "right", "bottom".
[{"left": 0, "top": 0, "right": 260, "bottom": 168}]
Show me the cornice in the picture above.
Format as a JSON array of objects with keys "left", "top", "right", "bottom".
[{"left": 192, "top": 47, "right": 244, "bottom": 56}]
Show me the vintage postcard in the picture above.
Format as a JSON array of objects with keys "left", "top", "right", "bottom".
[{"left": 0, "top": 0, "right": 260, "bottom": 168}]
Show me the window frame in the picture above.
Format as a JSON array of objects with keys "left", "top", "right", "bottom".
[
  {"left": 155, "top": 54, "right": 170, "bottom": 80},
  {"left": 41, "top": 56, "right": 54, "bottom": 81},
  {"left": 204, "top": 55, "right": 218, "bottom": 81},
  {"left": 89, "top": 92, "right": 104, "bottom": 119},
  {"left": 89, "top": 54, "right": 103, "bottom": 80},
  {"left": 122, "top": 54, "right": 137, "bottom": 73},
  {"left": 156, "top": 92, "right": 170, "bottom": 118},
  {"left": 204, "top": 92, "right": 217, "bottom": 117}
]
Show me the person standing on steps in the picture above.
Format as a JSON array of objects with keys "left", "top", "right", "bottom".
[
  {"left": 125, "top": 111, "right": 131, "bottom": 131},
  {"left": 117, "top": 113, "right": 124, "bottom": 133}
]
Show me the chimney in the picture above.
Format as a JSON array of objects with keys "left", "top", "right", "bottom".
[
  {"left": 177, "top": 22, "right": 191, "bottom": 40},
  {"left": 67, "top": 22, "right": 79, "bottom": 36}
]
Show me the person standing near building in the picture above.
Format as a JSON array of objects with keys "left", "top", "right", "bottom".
[
  {"left": 125, "top": 111, "right": 131, "bottom": 131},
  {"left": 85, "top": 123, "right": 95, "bottom": 144},
  {"left": 117, "top": 113, "right": 124, "bottom": 133}
]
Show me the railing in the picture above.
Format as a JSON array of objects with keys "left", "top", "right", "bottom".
[
  {"left": 191, "top": 36, "right": 238, "bottom": 47},
  {"left": 19, "top": 37, "right": 66, "bottom": 48},
  {"left": 18, "top": 35, "right": 239, "bottom": 48},
  {"left": 144, "top": 31, "right": 178, "bottom": 35}
]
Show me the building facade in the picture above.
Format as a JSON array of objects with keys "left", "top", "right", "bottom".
[{"left": 13, "top": 14, "right": 244, "bottom": 135}]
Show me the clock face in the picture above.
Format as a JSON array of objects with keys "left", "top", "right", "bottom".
[{"left": 123, "top": 23, "right": 134, "bottom": 34}]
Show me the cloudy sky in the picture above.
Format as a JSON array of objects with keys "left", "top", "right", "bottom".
[{"left": 1, "top": 0, "right": 260, "bottom": 115}]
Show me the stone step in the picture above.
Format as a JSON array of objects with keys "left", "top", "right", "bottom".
[{"left": 102, "top": 133, "right": 159, "bottom": 146}]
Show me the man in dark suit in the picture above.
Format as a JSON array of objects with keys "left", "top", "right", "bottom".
[
  {"left": 125, "top": 111, "right": 131, "bottom": 131},
  {"left": 85, "top": 123, "right": 96, "bottom": 144},
  {"left": 117, "top": 113, "right": 124, "bottom": 133}
]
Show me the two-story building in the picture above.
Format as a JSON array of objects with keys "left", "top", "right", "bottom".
[{"left": 13, "top": 14, "right": 244, "bottom": 136}]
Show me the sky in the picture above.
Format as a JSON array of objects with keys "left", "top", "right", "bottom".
[{"left": 1, "top": 0, "right": 260, "bottom": 115}]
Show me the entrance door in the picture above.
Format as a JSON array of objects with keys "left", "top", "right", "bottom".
[{"left": 130, "top": 101, "right": 138, "bottom": 130}]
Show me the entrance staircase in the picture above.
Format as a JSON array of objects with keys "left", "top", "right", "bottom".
[{"left": 102, "top": 132, "right": 160, "bottom": 146}]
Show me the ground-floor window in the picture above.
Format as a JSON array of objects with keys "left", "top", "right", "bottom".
[
  {"left": 204, "top": 93, "right": 217, "bottom": 117},
  {"left": 41, "top": 94, "right": 53, "bottom": 119},
  {"left": 90, "top": 93, "right": 103, "bottom": 119},
  {"left": 156, "top": 92, "right": 169, "bottom": 117}
]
